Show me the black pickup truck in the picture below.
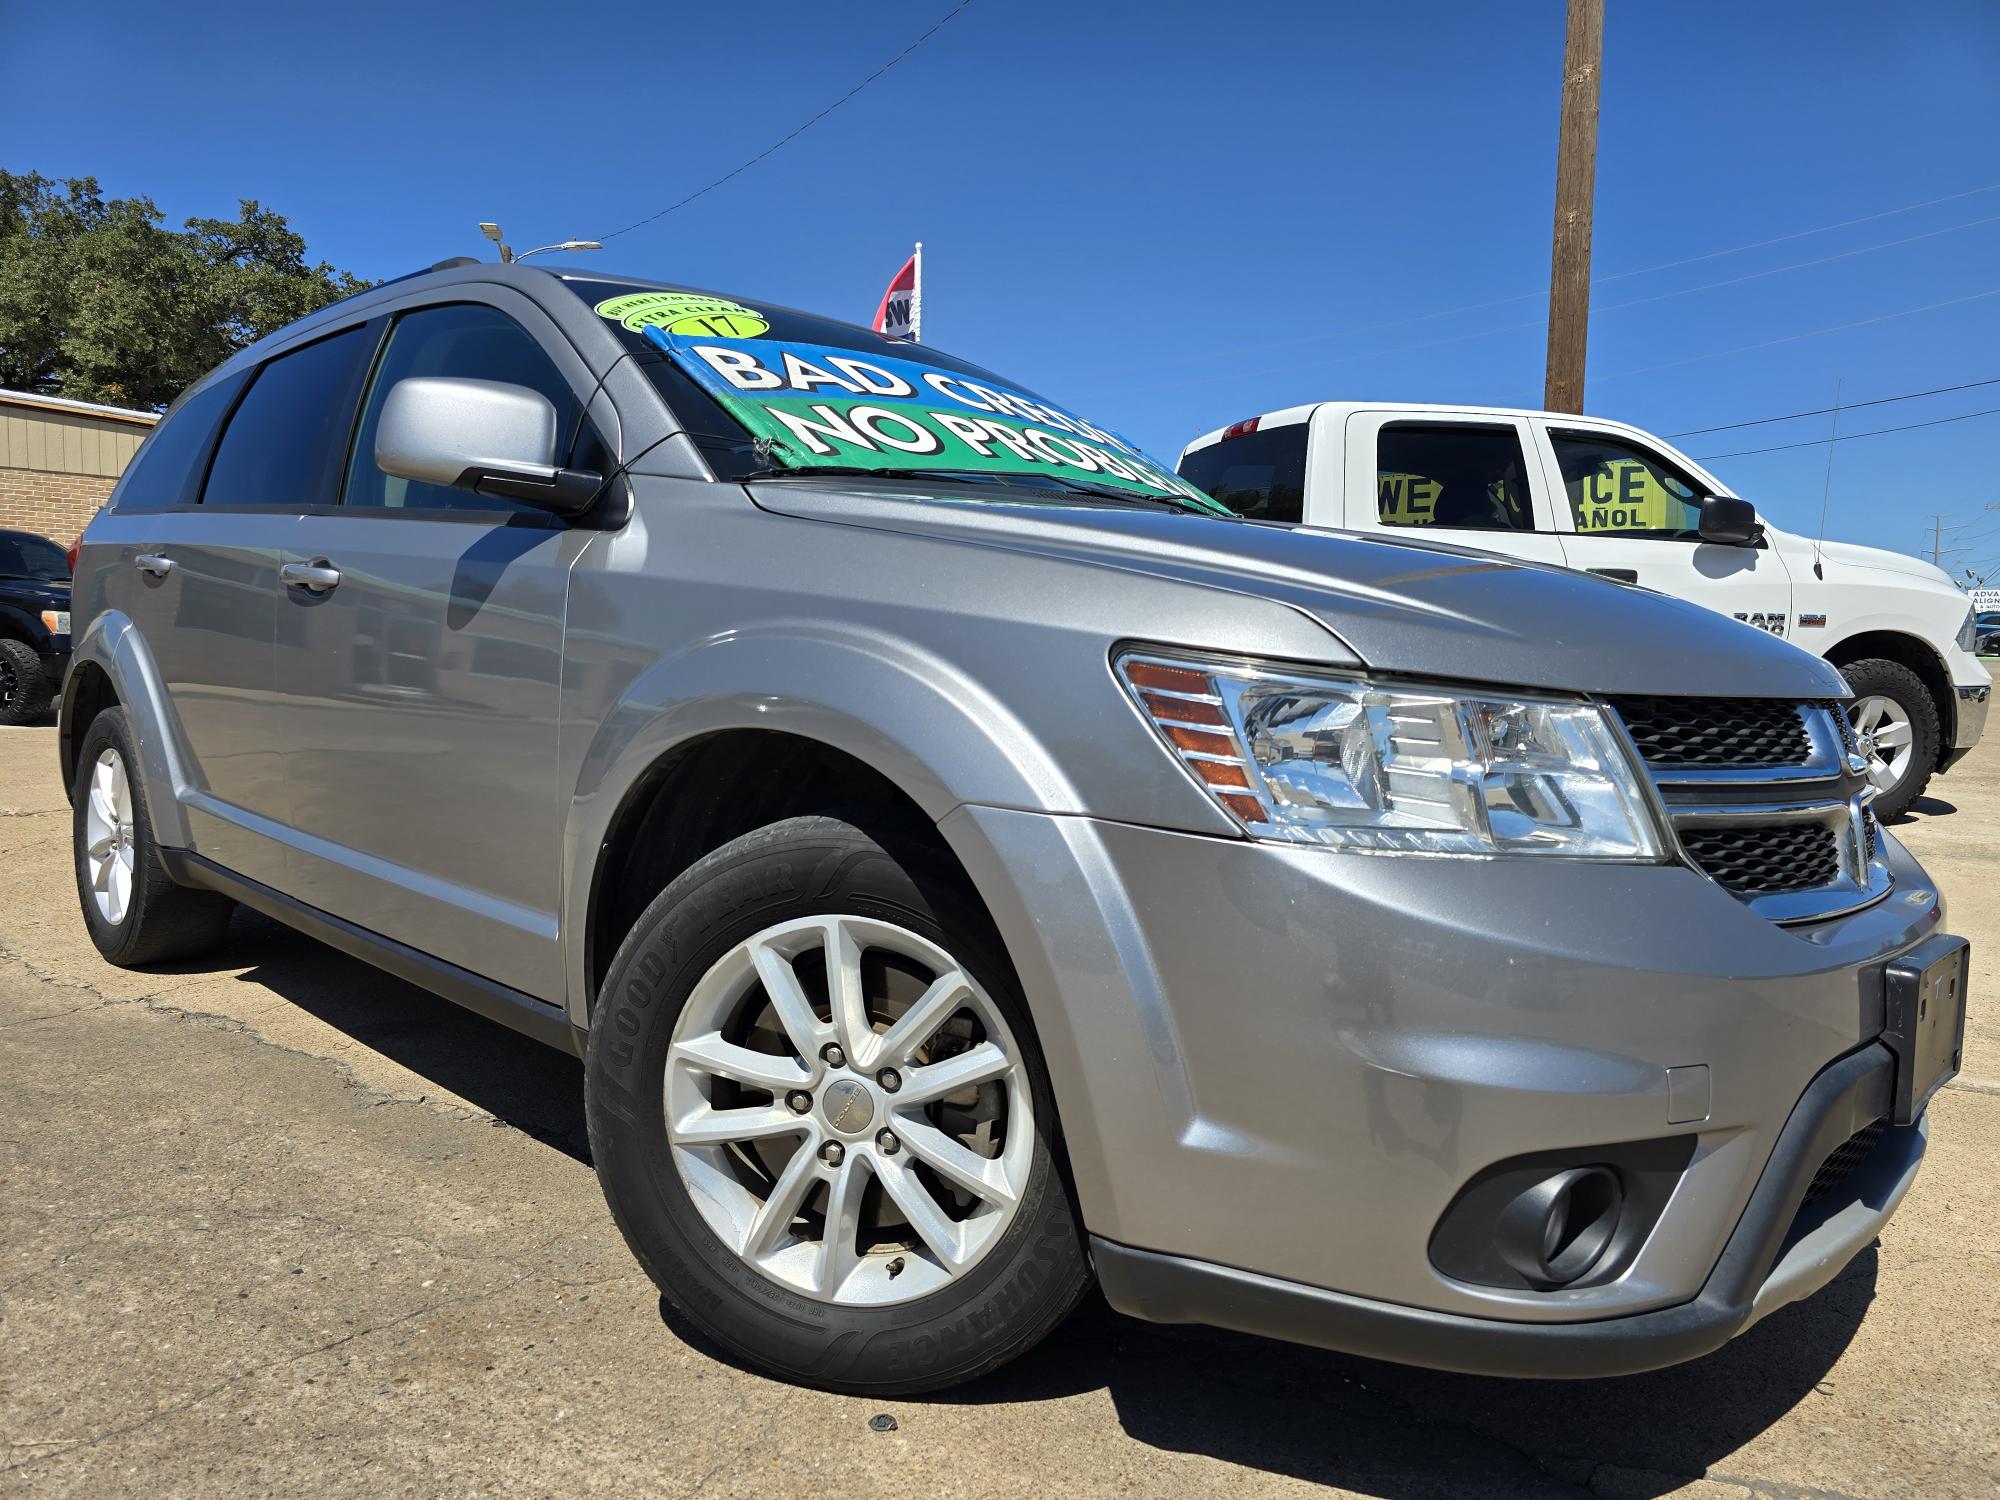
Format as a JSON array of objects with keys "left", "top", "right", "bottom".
[{"left": 0, "top": 529, "right": 72, "bottom": 725}]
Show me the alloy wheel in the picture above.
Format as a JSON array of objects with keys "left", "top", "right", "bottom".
[
  {"left": 1849, "top": 694, "right": 1914, "bottom": 796},
  {"left": 83, "top": 747, "right": 136, "bottom": 925},
  {"left": 663, "top": 914, "right": 1032, "bottom": 1307}
]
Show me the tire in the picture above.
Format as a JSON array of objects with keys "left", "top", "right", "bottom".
[
  {"left": 585, "top": 814, "right": 1091, "bottom": 1394},
  {"left": 72, "top": 706, "right": 235, "bottom": 966},
  {"left": 0, "top": 638, "right": 47, "bottom": 726},
  {"left": 1840, "top": 658, "right": 1939, "bottom": 820}
]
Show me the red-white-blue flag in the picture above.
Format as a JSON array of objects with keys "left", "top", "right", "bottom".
[{"left": 871, "top": 243, "right": 922, "bottom": 342}]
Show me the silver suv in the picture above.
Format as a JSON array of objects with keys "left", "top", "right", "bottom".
[{"left": 62, "top": 261, "right": 1968, "bottom": 1393}]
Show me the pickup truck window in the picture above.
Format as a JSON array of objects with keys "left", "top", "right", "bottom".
[
  {"left": 1550, "top": 431, "right": 1704, "bottom": 538},
  {"left": 1175, "top": 425, "right": 1307, "bottom": 523},
  {"left": 1376, "top": 424, "right": 1533, "bottom": 533}
]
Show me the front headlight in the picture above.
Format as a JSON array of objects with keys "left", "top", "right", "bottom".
[
  {"left": 1957, "top": 605, "right": 1977, "bottom": 653},
  {"left": 41, "top": 610, "right": 69, "bottom": 636},
  {"left": 1117, "top": 650, "right": 1665, "bottom": 858}
]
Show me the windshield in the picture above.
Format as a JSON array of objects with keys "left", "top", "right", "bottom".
[
  {"left": 565, "top": 278, "right": 1228, "bottom": 516},
  {"left": 0, "top": 532, "right": 69, "bottom": 582}
]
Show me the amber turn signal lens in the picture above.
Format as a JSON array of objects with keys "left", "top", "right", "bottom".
[{"left": 1124, "top": 660, "right": 1212, "bottom": 695}]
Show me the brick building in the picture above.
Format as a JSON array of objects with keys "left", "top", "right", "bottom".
[{"left": 0, "top": 389, "right": 157, "bottom": 544}]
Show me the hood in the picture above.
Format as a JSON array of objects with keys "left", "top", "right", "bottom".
[
  {"left": 1809, "top": 537, "right": 1961, "bottom": 591},
  {"left": 748, "top": 485, "right": 1847, "bottom": 699},
  {"left": 0, "top": 577, "right": 69, "bottom": 612}
]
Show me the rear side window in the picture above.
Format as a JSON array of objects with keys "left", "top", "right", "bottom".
[
  {"left": 201, "top": 327, "right": 372, "bottom": 508},
  {"left": 343, "top": 303, "right": 585, "bottom": 512},
  {"left": 1176, "top": 425, "right": 1307, "bottom": 523},
  {"left": 1375, "top": 424, "right": 1533, "bottom": 532},
  {"left": 109, "top": 373, "right": 245, "bottom": 512}
]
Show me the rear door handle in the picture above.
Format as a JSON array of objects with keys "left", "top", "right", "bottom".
[
  {"left": 1589, "top": 567, "right": 1639, "bottom": 584},
  {"left": 134, "top": 552, "right": 175, "bottom": 578},
  {"left": 280, "top": 560, "right": 342, "bottom": 594}
]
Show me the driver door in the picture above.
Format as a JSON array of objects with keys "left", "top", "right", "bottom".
[{"left": 1530, "top": 421, "right": 1794, "bottom": 638}]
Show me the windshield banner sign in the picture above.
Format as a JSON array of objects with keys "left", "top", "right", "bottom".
[{"left": 645, "top": 329, "right": 1225, "bottom": 511}]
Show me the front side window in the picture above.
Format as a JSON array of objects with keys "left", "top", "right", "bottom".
[
  {"left": 1375, "top": 424, "right": 1533, "bottom": 532},
  {"left": 344, "top": 303, "right": 586, "bottom": 512},
  {"left": 1176, "top": 425, "right": 1307, "bottom": 523},
  {"left": 1551, "top": 431, "right": 1704, "bottom": 539},
  {"left": 0, "top": 531, "right": 70, "bottom": 581},
  {"left": 566, "top": 277, "right": 1227, "bottom": 515},
  {"left": 201, "top": 328, "right": 371, "bottom": 508}
]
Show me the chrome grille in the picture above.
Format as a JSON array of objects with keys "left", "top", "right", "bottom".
[
  {"left": 1609, "top": 696, "right": 1811, "bottom": 768},
  {"left": 1610, "top": 696, "right": 1887, "bottom": 923},
  {"left": 1677, "top": 823, "right": 1842, "bottom": 895}
]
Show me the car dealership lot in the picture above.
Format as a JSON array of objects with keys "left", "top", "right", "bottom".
[{"left": 2, "top": 720, "right": 1997, "bottom": 1499}]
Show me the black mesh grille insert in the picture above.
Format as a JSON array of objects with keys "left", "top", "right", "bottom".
[
  {"left": 1679, "top": 822, "right": 1842, "bottom": 894},
  {"left": 1802, "top": 1118, "right": 1886, "bottom": 1208},
  {"left": 1611, "top": 697, "right": 1811, "bottom": 768}
]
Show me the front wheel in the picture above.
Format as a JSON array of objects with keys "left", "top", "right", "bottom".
[
  {"left": 584, "top": 814, "right": 1091, "bottom": 1394},
  {"left": 1840, "top": 659, "right": 1940, "bottom": 820},
  {"left": 0, "top": 638, "right": 48, "bottom": 725}
]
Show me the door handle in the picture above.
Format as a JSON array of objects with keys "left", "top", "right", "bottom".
[
  {"left": 134, "top": 552, "right": 175, "bottom": 578},
  {"left": 280, "top": 560, "right": 342, "bottom": 594},
  {"left": 1588, "top": 567, "right": 1639, "bottom": 584}
]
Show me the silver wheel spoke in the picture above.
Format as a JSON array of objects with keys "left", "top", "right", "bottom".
[
  {"left": 1869, "top": 756, "right": 1898, "bottom": 791},
  {"left": 898, "top": 1040, "right": 1011, "bottom": 1104},
  {"left": 822, "top": 918, "right": 873, "bottom": 1061},
  {"left": 672, "top": 1030, "right": 811, "bottom": 1093},
  {"left": 672, "top": 1103, "right": 808, "bottom": 1147},
  {"left": 817, "top": 1154, "right": 870, "bottom": 1296},
  {"left": 749, "top": 938, "right": 830, "bottom": 1059},
  {"left": 892, "top": 1115, "right": 1018, "bottom": 1206},
  {"left": 873, "top": 1153, "right": 965, "bottom": 1267},
  {"left": 1872, "top": 719, "right": 1912, "bottom": 749},
  {"left": 89, "top": 786, "right": 117, "bottom": 828},
  {"left": 875, "top": 971, "right": 971, "bottom": 1065},
  {"left": 743, "top": 1142, "right": 820, "bottom": 1259},
  {"left": 92, "top": 849, "right": 113, "bottom": 891}
]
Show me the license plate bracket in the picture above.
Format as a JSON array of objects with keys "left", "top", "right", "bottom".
[{"left": 1882, "top": 934, "right": 1970, "bottom": 1127}]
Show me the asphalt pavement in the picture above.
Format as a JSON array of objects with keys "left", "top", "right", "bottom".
[{"left": 3, "top": 719, "right": 1996, "bottom": 1498}]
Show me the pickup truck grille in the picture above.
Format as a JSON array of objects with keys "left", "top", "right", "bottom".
[
  {"left": 1607, "top": 697, "right": 1887, "bottom": 923},
  {"left": 1608, "top": 696, "right": 1811, "bottom": 767}
]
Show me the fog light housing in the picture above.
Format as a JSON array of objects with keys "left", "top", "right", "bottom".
[{"left": 1494, "top": 1166, "right": 1623, "bottom": 1289}]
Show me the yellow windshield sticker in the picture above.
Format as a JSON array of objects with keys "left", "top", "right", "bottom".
[
  {"left": 594, "top": 292, "right": 771, "bottom": 338},
  {"left": 1378, "top": 472, "right": 1440, "bottom": 525},
  {"left": 1570, "top": 459, "right": 1690, "bottom": 533}
]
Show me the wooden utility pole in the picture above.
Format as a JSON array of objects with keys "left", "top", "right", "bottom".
[{"left": 1543, "top": 0, "right": 1603, "bottom": 413}]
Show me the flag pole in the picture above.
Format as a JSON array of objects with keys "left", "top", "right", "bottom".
[{"left": 912, "top": 241, "right": 924, "bottom": 343}]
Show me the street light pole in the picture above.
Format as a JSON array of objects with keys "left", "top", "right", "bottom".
[{"left": 1543, "top": 0, "right": 1603, "bottom": 414}]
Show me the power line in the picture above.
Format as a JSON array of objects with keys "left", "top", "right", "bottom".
[
  {"left": 598, "top": 0, "right": 976, "bottom": 242},
  {"left": 1089, "top": 180, "right": 2000, "bottom": 380},
  {"left": 1694, "top": 403, "right": 2000, "bottom": 460},
  {"left": 1598, "top": 286, "right": 2000, "bottom": 382},
  {"left": 1668, "top": 375, "right": 2000, "bottom": 436}
]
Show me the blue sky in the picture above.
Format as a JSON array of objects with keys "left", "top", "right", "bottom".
[{"left": 7, "top": 0, "right": 2000, "bottom": 572}]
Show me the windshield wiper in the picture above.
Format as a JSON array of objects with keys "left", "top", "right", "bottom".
[{"left": 739, "top": 465, "right": 1218, "bottom": 515}]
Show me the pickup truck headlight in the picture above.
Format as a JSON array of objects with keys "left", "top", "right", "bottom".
[
  {"left": 1957, "top": 606, "right": 1977, "bottom": 653},
  {"left": 1117, "top": 651, "right": 1665, "bottom": 858},
  {"left": 41, "top": 610, "right": 70, "bottom": 636}
]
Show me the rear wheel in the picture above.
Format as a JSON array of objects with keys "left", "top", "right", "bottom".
[
  {"left": 0, "top": 638, "right": 47, "bottom": 725},
  {"left": 1839, "top": 658, "right": 1939, "bottom": 820},
  {"left": 72, "top": 707, "right": 235, "bottom": 966},
  {"left": 585, "top": 814, "right": 1090, "bottom": 1393}
]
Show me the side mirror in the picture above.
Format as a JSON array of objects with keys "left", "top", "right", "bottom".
[
  {"left": 1697, "top": 493, "right": 1761, "bottom": 545},
  {"left": 375, "top": 376, "right": 602, "bottom": 514}
]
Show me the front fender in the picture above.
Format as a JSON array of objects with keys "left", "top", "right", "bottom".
[
  {"left": 61, "top": 610, "right": 194, "bottom": 846},
  {"left": 559, "top": 618, "right": 1131, "bottom": 1025}
]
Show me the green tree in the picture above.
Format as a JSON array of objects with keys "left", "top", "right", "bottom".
[{"left": 0, "top": 171, "right": 369, "bottom": 409}]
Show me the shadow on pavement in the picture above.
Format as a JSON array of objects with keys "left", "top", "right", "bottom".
[
  {"left": 1889, "top": 794, "right": 1957, "bottom": 825},
  {"left": 931, "top": 1256, "right": 1877, "bottom": 1497},
  {"left": 182, "top": 908, "right": 591, "bottom": 1162}
]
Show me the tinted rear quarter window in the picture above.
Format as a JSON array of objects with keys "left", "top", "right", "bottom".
[
  {"left": 201, "top": 327, "right": 373, "bottom": 508},
  {"left": 1375, "top": 424, "right": 1533, "bottom": 532},
  {"left": 109, "top": 373, "right": 246, "bottom": 512},
  {"left": 1177, "top": 425, "right": 1308, "bottom": 523}
]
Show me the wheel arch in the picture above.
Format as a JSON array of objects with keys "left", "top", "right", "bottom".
[
  {"left": 1823, "top": 629, "right": 1953, "bottom": 767},
  {"left": 57, "top": 611, "right": 192, "bottom": 840}
]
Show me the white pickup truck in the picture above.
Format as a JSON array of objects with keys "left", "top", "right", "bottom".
[{"left": 1177, "top": 402, "right": 1991, "bottom": 818}]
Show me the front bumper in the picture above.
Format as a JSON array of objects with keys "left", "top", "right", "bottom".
[
  {"left": 1096, "top": 1044, "right": 1923, "bottom": 1378},
  {"left": 943, "top": 804, "right": 1947, "bottom": 1369},
  {"left": 1943, "top": 681, "right": 1988, "bottom": 770}
]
